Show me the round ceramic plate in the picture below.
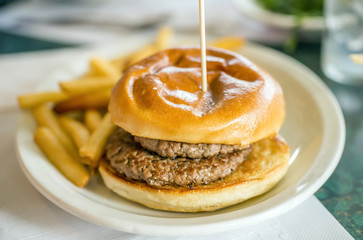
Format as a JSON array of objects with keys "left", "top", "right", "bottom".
[
  {"left": 232, "top": 0, "right": 324, "bottom": 31},
  {"left": 16, "top": 39, "right": 345, "bottom": 237}
]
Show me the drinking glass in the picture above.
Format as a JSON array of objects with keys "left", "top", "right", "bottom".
[{"left": 322, "top": 0, "right": 363, "bottom": 85}]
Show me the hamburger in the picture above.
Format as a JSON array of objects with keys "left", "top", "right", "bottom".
[{"left": 98, "top": 47, "right": 290, "bottom": 212}]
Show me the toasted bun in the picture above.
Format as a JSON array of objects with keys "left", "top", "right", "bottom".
[
  {"left": 109, "top": 47, "right": 285, "bottom": 145},
  {"left": 99, "top": 136, "right": 289, "bottom": 212}
]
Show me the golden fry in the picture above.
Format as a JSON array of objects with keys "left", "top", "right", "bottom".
[
  {"left": 208, "top": 36, "right": 245, "bottom": 51},
  {"left": 34, "top": 127, "right": 90, "bottom": 187},
  {"left": 350, "top": 54, "right": 363, "bottom": 64},
  {"left": 155, "top": 26, "right": 174, "bottom": 51},
  {"left": 80, "top": 112, "right": 116, "bottom": 168},
  {"left": 59, "top": 77, "right": 117, "bottom": 94},
  {"left": 67, "top": 76, "right": 113, "bottom": 82},
  {"left": 53, "top": 90, "right": 111, "bottom": 113},
  {"left": 84, "top": 109, "right": 103, "bottom": 132},
  {"left": 32, "top": 104, "right": 80, "bottom": 161},
  {"left": 60, "top": 110, "right": 84, "bottom": 122},
  {"left": 111, "top": 56, "right": 128, "bottom": 73},
  {"left": 113, "top": 26, "right": 173, "bottom": 69},
  {"left": 89, "top": 57, "right": 120, "bottom": 80},
  {"left": 81, "top": 66, "right": 98, "bottom": 77},
  {"left": 127, "top": 44, "right": 158, "bottom": 66},
  {"left": 59, "top": 116, "right": 90, "bottom": 149},
  {"left": 18, "top": 91, "right": 68, "bottom": 109}
]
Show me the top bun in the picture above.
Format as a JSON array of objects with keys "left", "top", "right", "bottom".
[{"left": 109, "top": 47, "right": 285, "bottom": 145}]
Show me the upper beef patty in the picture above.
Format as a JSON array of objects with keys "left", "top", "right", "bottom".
[
  {"left": 106, "top": 128, "right": 252, "bottom": 187},
  {"left": 134, "top": 136, "right": 250, "bottom": 158}
]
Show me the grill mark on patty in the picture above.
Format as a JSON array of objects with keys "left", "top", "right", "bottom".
[{"left": 106, "top": 128, "right": 252, "bottom": 187}]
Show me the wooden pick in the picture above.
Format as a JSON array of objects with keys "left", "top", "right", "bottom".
[{"left": 199, "top": 0, "right": 207, "bottom": 92}]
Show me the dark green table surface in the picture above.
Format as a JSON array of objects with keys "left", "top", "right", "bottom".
[{"left": 1, "top": 31, "right": 362, "bottom": 239}]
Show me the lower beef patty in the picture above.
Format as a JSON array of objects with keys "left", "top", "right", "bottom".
[
  {"left": 106, "top": 128, "right": 252, "bottom": 187},
  {"left": 134, "top": 136, "right": 250, "bottom": 158}
]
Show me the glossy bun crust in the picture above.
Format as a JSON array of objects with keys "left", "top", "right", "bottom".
[
  {"left": 99, "top": 136, "right": 289, "bottom": 212},
  {"left": 109, "top": 47, "right": 286, "bottom": 145}
]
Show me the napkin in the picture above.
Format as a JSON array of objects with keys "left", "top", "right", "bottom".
[{"left": 0, "top": 48, "right": 353, "bottom": 240}]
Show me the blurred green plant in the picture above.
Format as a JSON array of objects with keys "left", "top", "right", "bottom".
[
  {"left": 256, "top": 0, "right": 324, "bottom": 16},
  {"left": 257, "top": 0, "right": 324, "bottom": 52}
]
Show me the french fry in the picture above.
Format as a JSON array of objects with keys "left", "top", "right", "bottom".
[
  {"left": 18, "top": 91, "right": 68, "bottom": 109},
  {"left": 53, "top": 90, "right": 111, "bottom": 113},
  {"left": 127, "top": 44, "right": 158, "bottom": 66},
  {"left": 60, "top": 77, "right": 117, "bottom": 94},
  {"left": 80, "top": 112, "right": 116, "bottom": 168},
  {"left": 59, "top": 116, "right": 90, "bottom": 149},
  {"left": 34, "top": 127, "right": 90, "bottom": 187},
  {"left": 32, "top": 104, "right": 80, "bottom": 161},
  {"left": 209, "top": 36, "right": 245, "bottom": 51},
  {"left": 60, "top": 110, "right": 84, "bottom": 122},
  {"left": 89, "top": 57, "right": 120, "bottom": 80},
  {"left": 111, "top": 56, "right": 128, "bottom": 73},
  {"left": 82, "top": 66, "right": 98, "bottom": 77},
  {"left": 350, "top": 54, "right": 363, "bottom": 64},
  {"left": 114, "top": 27, "right": 173, "bottom": 69},
  {"left": 84, "top": 109, "right": 103, "bottom": 132},
  {"left": 155, "top": 26, "right": 174, "bottom": 51},
  {"left": 67, "top": 76, "right": 113, "bottom": 82}
]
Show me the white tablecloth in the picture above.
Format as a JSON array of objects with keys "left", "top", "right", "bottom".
[{"left": 0, "top": 48, "right": 354, "bottom": 240}]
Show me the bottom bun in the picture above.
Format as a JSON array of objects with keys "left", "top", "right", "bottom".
[{"left": 98, "top": 136, "right": 290, "bottom": 212}]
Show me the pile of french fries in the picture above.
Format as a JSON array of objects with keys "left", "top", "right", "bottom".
[{"left": 18, "top": 26, "right": 245, "bottom": 188}]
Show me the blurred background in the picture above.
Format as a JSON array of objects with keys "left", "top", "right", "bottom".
[
  {"left": 0, "top": 0, "right": 362, "bottom": 239},
  {"left": 0, "top": 0, "right": 323, "bottom": 49}
]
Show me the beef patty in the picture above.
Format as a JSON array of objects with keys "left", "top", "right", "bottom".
[
  {"left": 134, "top": 136, "right": 250, "bottom": 158},
  {"left": 106, "top": 128, "right": 252, "bottom": 187}
]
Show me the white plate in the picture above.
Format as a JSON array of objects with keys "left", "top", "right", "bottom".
[
  {"left": 16, "top": 39, "right": 345, "bottom": 237},
  {"left": 232, "top": 0, "right": 324, "bottom": 31}
]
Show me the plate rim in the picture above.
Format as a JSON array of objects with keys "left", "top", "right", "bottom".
[{"left": 15, "top": 42, "right": 345, "bottom": 237}]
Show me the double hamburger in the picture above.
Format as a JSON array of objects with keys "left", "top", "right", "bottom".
[{"left": 99, "top": 47, "right": 289, "bottom": 212}]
